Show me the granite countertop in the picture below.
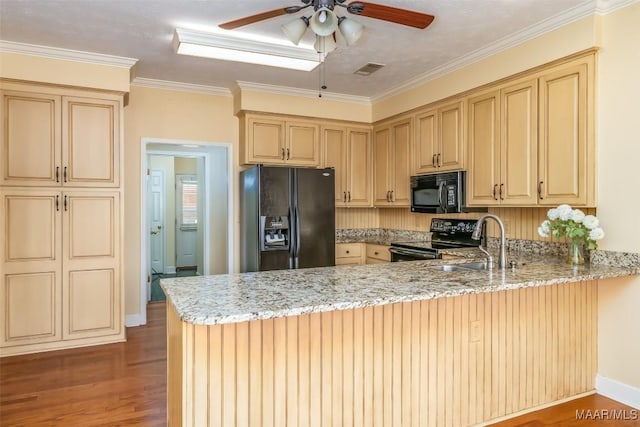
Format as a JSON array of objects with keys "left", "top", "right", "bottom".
[{"left": 161, "top": 251, "right": 640, "bottom": 326}]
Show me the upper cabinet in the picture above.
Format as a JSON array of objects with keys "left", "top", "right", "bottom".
[
  {"left": 1, "top": 87, "right": 120, "bottom": 187},
  {"left": 467, "top": 78, "right": 538, "bottom": 205},
  {"left": 373, "top": 116, "right": 412, "bottom": 207},
  {"left": 240, "top": 113, "right": 320, "bottom": 167},
  {"left": 413, "top": 98, "right": 464, "bottom": 174},
  {"left": 467, "top": 52, "right": 595, "bottom": 207},
  {"left": 322, "top": 125, "right": 372, "bottom": 207},
  {"left": 537, "top": 57, "right": 594, "bottom": 206}
]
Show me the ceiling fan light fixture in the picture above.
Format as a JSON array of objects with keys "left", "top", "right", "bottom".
[
  {"left": 309, "top": 7, "right": 338, "bottom": 36},
  {"left": 338, "top": 17, "right": 364, "bottom": 46},
  {"left": 313, "top": 35, "right": 336, "bottom": 54},
  {"left": 282, "top": 16, "right": 309, "bottom": 45}
]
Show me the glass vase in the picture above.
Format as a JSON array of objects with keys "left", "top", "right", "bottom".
[{"left": 567, "top": 240, "right": 585, "bottom": 265}]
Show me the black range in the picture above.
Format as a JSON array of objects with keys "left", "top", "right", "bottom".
[{"left": 389, "top": 218, "right": 484, "bottom": 262}]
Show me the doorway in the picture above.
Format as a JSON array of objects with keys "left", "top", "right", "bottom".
[{"left": 140, "top": 139, "right": 233, "bottom": 316}]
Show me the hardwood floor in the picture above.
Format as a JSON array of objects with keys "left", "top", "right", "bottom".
[
  {"left": 2, "top": 302, "right": 638, "bottom": 426},
  {"left": 489, "top": 394, "right": 639, "bottom": 426},
  {"left": 0, "top": 303, "right": 167, "bottom": 426}
]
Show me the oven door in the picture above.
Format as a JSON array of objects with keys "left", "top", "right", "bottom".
[{"left": 389, "top": 247, "right": 440, "bottom": 262}]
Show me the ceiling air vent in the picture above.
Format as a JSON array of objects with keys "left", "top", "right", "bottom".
[{"left": 354, "top": 62, "right": 385, "bottom": 76}]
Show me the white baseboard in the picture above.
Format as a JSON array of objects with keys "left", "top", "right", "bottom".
[
  {"left": 125, "top": 313, "right": 146, "bottom": 327},
  {"left": 165, "top": 265, "right": 176, "bottom": 274},
  {"left": 596, "top": 374, "right": 640, "bottom": 409}
]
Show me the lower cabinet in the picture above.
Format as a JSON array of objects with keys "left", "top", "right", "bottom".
[
  {"left": 366, "top": 243, "right": 391, "bottom": 264},
  {"left": 335, "top": 243, "right": 365, "bottom": 266},
  {"left": 0, "top": 189, "right": 123, "bottom": 356}
]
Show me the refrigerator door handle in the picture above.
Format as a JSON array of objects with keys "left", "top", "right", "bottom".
[
  {"left": 288, "top": 205, "right": 295, "bottom": 269},
  {"left": 294, "top": 205, "right": 301, "bottom": 268}
]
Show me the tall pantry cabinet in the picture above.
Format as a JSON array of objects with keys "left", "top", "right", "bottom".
[{"left": 0, "top": 81, "right": 124, "bottom": 356}]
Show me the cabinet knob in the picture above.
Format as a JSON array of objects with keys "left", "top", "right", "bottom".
[
  {"left": 346, "top": 250, "right": 350, "bottom": 254},
  {"left": 374, "top": 251, "right": 379, "bottom": 255}
]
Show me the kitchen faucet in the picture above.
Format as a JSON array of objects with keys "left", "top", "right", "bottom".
[{"left": 472, "top": 214, "right": 507, "bottom": 270}]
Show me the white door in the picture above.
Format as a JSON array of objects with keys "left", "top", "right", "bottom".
[
  {"left": 148, "top": 169, "right": 165, "bottom": 275},
  {"left": 176, "top": 174, "right": 198, "bottom": 268}
]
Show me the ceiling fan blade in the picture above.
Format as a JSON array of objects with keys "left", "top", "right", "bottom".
[
  {"left": 347, "top": 2, "right": 434, "bottom": 29},
  {"left": 219, "top": 8, "right": 291, "bottom": 30}
]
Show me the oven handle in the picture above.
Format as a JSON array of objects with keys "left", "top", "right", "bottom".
[{"left": 389, "top": 247, "right": 439, "bottom": 259}]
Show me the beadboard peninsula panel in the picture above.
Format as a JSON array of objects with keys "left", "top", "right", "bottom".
[{"left": 167, "top": 281, "right": 597, "bottom": 426}]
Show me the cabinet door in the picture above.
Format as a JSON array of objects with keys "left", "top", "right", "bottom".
[
  {"left": 62, "top": 96, "right": 120, "bottom": 187},
  {"left": 322, "top": 126, "right": 348, "bottom": 205},
  {"left": 63, "top": 191, "right": 121, "bottom": 339},
  {"left": 413, "top": 109, "right": 438, "bottom": 174},
  {"left": 500, "top": 79, "right": 538, "bottom": 205},
  {"left": 373, "top": 126, "right": 391, "bottom": 206},
  {"left": 467, "top": 90, "right": 501, "bottom": 205},
  {"left": 438, "top": 100, "right": 465, "bottom": 171},
  {"left": 345, "top": 128, "right": 372, "bottom": 207},
  {"left": 286, "top": 121, "right": 319, "bottom": 166},
  {"left": 246, "top": 117, "right": 286, "bottom": 164},
  {"left": 538, "top": 61, "right": 589, "bottom": 205},
  {"left": 0, "top": 190, "right": 62, "bottom": 348},
  {"left": 1, "top": 91, "right": 62, "bottom": 186},
  {"left": 390, "top": 120, "right": 411, "bottom": 206}
]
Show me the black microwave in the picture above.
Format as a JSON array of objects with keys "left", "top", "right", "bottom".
[{"left": 410, "top": 171, "right": 484, "bottom": 214}]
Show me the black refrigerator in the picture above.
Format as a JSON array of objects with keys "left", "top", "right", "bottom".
[{"left": 240, "top": 165, "right": 335, "bottom": 272}]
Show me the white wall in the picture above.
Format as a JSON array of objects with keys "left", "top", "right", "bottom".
[{"left": 595, "top": 2, "right": 640, "bottom": 400}]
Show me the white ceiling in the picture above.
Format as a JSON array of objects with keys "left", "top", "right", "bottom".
[{"left": 0, "top": 0, "right": 608, "bottom": 99}]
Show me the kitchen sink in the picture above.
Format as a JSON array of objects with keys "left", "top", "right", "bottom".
[{"left": 429, "top": 261, "right": 489, "bottom": 272}]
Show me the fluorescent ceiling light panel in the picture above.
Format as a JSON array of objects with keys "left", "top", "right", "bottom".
[{"left": 175, "top": 28, "right": 320, "bottom": 71}]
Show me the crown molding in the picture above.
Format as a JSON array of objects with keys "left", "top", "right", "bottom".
[
  {"left": 372, "top": 0, "right": 608, "bottom": 102},
  {"left": 235, "top": 80, "right": 371, "bottom": 104},
  {"left": 0, "top": 40, "right": 137, "bottom": 68},
  {"left": 131, "top": 77, "right": 232, "bottom": 96},
  {"left": 595, "top": 0, "right": 640, "bottom": 14}
]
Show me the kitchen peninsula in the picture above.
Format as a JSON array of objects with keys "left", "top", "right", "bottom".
[{"left": 161, "top": 252, "right": 639, "bottom": 427}]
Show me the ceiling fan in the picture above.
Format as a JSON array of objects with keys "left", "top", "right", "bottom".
[{"left": 219, "top": 0, "right": 435, "bottom": 31}]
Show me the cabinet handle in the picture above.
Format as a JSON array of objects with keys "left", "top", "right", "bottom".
[
  {"left": 390, "top": 190, "right": 394, "bottom": 202},
  {"left": 64, "top": 195, "right": 68, "bottom": 211},
  {"left": 437, "top": 153, "right": 441, "bottom": 167},
  {"left": 499, "top": 183, "right": 504, "bottom": 200},
  {"left": 493, "top": 184, "right": 498, "bottom": 201},
  {"left": 538, "top": 181, "right": 544, "bottom": 199},
  {"left": 55, "top": 195, "right": 60, "bottom": 211},
  {"left": 386, "top": 190, "right": 390, "bottom": 202},
  {"left": 55, "top": 166, "right": 60, "bottom": 183},
  {"left": 286, "top": 148, "right": 290, "bottom": 160},
  {"left": 343, "top": 191, "right": 347, "bottom": 203},
  {"left": 63, "top": 166, "right": 68, "bottom": 182},
  {"left": 281, "top": 148, "right": 285, "bottom": 160},
  {"left": 432, "top": 154, "right": 436, "bottom": 167},
  {"left": 347, "top": 191, "right": 351, "bottom": 202}
]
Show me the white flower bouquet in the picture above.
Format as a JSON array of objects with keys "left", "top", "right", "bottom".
[{"left": 538, "top": 204, "right": 605, "bottom": 250}]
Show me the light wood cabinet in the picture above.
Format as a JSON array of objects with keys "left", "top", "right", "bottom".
[
  {"left": 467, "top": 53, "right": 595, "bottom": 207},
  {"left": 240, "top": 113, "right": 320, "bottom": 166},
  {"left": 467, "top": 78, "right": 538, "bottom": 206},
  {"left": 413, "top": 99, "right": 464, "bottom": 174},
  {"left": 1, "top": 87, "right": 120, "bottom": 187},
  {"left": 322, "top": 125, "right": 372, "bottom": 207},
  {"left": 373, "top": 116, "right": 411, "bottom": 207},
  {"left": 538, "top": 57, "right": 594, "bottom": 206},
  {"left": 0, "top": 82, "right": 124, "bottom": 357},
  {"left": 335, "top": 243, "right": 365, "bottom": 265},
  {"left": 0, "top": 189, "right": 122, "bottom": 354},
  {"left": 365, "top": 243, "right": 391, "bottom": 263}
]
